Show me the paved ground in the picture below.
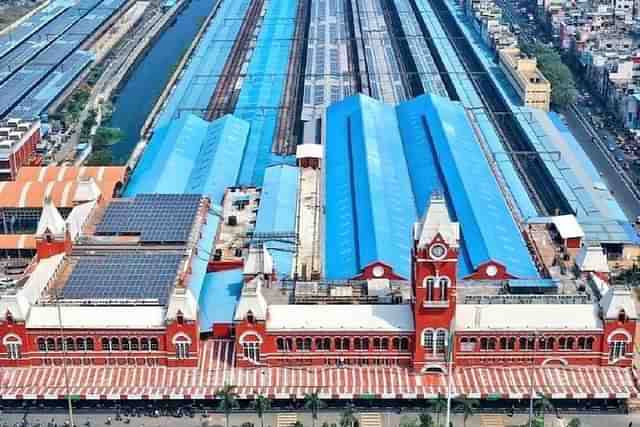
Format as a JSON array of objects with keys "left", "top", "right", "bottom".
[{"left": 1, "top": 409, "right": 640, "bottom": 427}]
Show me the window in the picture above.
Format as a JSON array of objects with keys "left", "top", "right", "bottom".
[
  {"left": 422, "top": 329, "right": 434, "bottom": 351},
  {"left": 500, "top": 337, "right": 516, "bottom": 351},
  {"left": 277, "top": 338, "right": 285, "bottom": 351},
  {"left": 315, "top": 338, "right": 330, "bottom": 351},
  {"left": 435, "top": 330, "right": 447, "bottom": 354},
  {"left": 335, "top": 337, "right": 350, "bottom": 351},
  {"left": 296, "top": 338, "right": 304, "bottom": 351},
  {"left": 361, "top": 337, "right": 369, "bottom": 350},
  {"left": 539, "top": 337, "right": 554, "bottom": 351},
  {"left": 578, "top": 337, "right": 593, "bottom": 351},
  {"left": 111, "top": 338, "right": 120, "bottom": 351},
  {"left": 618, "top": 310, "right": 627, "bottom": 322},
  {"left": 242, "top": 342, "right": 259, "bottom": 362},
  {"left": 355, "top": 338, "right": 363, "bottom": 351},
  {"left": 559, "top": 337, "right": 574, "bottom": 351},
  {"left": 439, "top": 277, "right": 449, "bottom": 300},
  {"left": 424, "top": 277, "right": 434, "bottom": 300},
  {"left": 519, "top": 337, "right": 534, "bottom": 351},
  {"left": 400, "top": 337, "right": 409, "bottom": 351},
  {"left": 150, "top": 338, "right": 159, "bottom": 351},
  {"left": 175, "top": 338, "right": 190, "bottom": 360},
  {"left": 5, "top": 338, "right": 21, "bottom": 360},
  {"left": 86, "top": 338, "right": 94, "bottom": 351},
  {"left": 392, "top": 338, "right": 400, "bottom": 350},
  {"left": 609, "top": 341, "right": 627, "bottom": 361},
  {"left": 304, "top": 338, "right": 312, "bottom": 351},
  {"left": 481, "top": 337, "right": 496, "bottom": 351},
  {"left": 141, "top": 338, "right": 150, "bottom": 351},
  {"left": 131, "top": 338, "right": 139, "bottom": 351},
  {"left": 460, "top": 337, "right": 476, "bottom": 352},
  {"left": 56, "top": 338, "right": 63, "bottom": 352},
  {"left": 46, "top": 338, "right": 55, "bottom": 352},
  {"left": 102, "top": 338, "right": 110, "bottom": 351},
  {"left": 122, "top": 338, "right": 130, "bottom": 351},
  {"left": 38, "top": 338, "right": 46, "bottom": 351},
  {"left": 66, "top": 338, "right": 75, "bottom": 352},
  {"left": 76, "top": 338, "right": 85, "bottom": 351}
]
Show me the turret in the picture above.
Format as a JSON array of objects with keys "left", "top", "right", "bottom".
[{"left": 35, "top": 196, "right": 70, "bottom": 259}]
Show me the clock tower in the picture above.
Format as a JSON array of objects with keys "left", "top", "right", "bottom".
[{"left": 411, "top": 193, "right": 459, "bottom": 372}]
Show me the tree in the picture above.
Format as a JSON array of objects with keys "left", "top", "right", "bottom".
[
  {"left": 86, "top": 149, "right": 112, "bottom": 166},
  {"left": 418, "top": 412, "right": 433, "bottom": 427},
  {"left": 293, "top": 422, "right": 304, "bottom": 427},
  {"left": 521, "top": 42, "right": 577, "bottom": 108},
  {"left": 454, "top": 398, "right": 479, "bottom": 427},
  {"left": 534, "top": 393, "right": 555, "bottom": 420},
  {"left": 250, "top": 394, "right": 271, "bottom": 427},
  {"left": 216, "top": 384, "right": 239, "bottom": 427},
  {"left": 429, "top": 396, "right": 447, "bottom": 427},
  {"left": 567, "top": 418, "right": 581, "bottom": 427},
  {"left": 304, "top": 390, "right": 327, "bottom": 427},
  {"left": 339, "top": 403, "right": 358, "bottom": 427}
]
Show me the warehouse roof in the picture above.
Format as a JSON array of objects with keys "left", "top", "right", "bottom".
[
  {"left": 16, "top": 166, "right": 126, "bottom": 183},
  {"left": 198, "top": 269, "right": 243, "bottom": 332},
  {"left": 0, "top": 179, "right": 117, "bottom": 208},
  {"left": 324, "top": 95, "right": 416, "bottom": 280},
  {"left": 125, "top": 114, "right": 248, "bottom": 204}
]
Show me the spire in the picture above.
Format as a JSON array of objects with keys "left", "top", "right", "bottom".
[
  {"left": 415, "top": 192, "right": 459, "bottom": 249},
  {"left": 36, "top": 196, "right": 66, "bottom": 237}
]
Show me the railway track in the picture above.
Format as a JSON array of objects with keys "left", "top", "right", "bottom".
[{"left": 423, "top": 0, "right": 573, "bottom": 217}]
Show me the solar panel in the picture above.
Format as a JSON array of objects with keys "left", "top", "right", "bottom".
[
  {"left": 95, "top": 194, "right": 202, "bottom": 243},
  {"left": 60, "top": 252, "right": 183, "bottom": 304}
]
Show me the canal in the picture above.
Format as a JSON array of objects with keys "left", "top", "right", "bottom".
[{"left": 107, "top": 0, "right": 213, "bottom": 164}]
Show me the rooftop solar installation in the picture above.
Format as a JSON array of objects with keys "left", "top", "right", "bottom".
[
  {"left": 60, "top": 252, "right": 183, "bottom": 304},
  {"left": 95, "top": 194, "right": 202, "bottom": 243}
]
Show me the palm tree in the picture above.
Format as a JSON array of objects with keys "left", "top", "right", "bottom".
[
  {"left": 534, "top": 393, "right": 555, "bottom": 422},
  {"left": 429, "top": 395, "right": 447, "bottom": 427},
  {"left": 454, "top": 397, "right": 479, "bottom": 427},
  {"left": 216, "top": 384, "right": 239, "bottom": 427},
  {"left": 567, "top": 418, "right": 581, "bottom": 427},
  {"left": 292, "top": 422, "right": 304, "bottom": 427},
  {"left": 339, "top": 403, "right": 358, "bottom": 427},
  {"left": 250, "top": 394, "right": 271, "bottom": 427},
  {"left": 418, "top": 412, "right": 433, "bottom": 427},
  {"left": 304, "top": 390, "right": 327, "bottom": 427}
]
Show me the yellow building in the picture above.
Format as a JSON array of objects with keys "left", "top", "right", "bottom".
[{"left": 498, "top": 47, "right": 552, "bottom": 111}]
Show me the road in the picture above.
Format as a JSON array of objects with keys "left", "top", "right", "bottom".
[{"left": 2, "top": 409, "right": 640, "bottom": 427}]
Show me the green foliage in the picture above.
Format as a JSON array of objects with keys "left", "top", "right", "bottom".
[
  {"left": 216, "top": 385, "right": 239, "bottom": 427},
  {"left": 304, "top": 390, "right": 327, "bottom": 427},
  {"left": 250, "top": 395, "right": 271, "bottom": 427},
  {"left": 399, "top": 415, "right": 419, "bottom": 427},
  {"left": 567, "top": 418, "right": 581, "bottom": 427},
  {"left": 86, "top": 149, "right": 112, "bottom": 166},
  {"left": 339, "top": 403, "right": 358, "bottom": 427},
  {"left": 454, "top": 398, "right": 479, "bottom": 427},
  {"left": 522, "top": 42, "right": 577, "bottom": 108},
  {"left": 418, "top": 412, "right": 433, "bottom": 427},
  {"left": 292, "top": 422, "right": 304, "bottom": 427}
]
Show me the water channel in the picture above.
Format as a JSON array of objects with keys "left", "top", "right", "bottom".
[{"left": 107, "top": 0, "right": 213, "bottom": 164}]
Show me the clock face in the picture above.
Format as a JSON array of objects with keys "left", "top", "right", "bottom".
[
  {"left": 372, "top": 265, "right": 385, "bottom": 278},
  {"left": 429, "top": 243, "right": 447, "bottom": 260}
]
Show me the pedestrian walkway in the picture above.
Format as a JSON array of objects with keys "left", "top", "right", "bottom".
[
  {"left": 480, "top": 414, "right": 505, "bottom": 427},
  {"left": 276, "top": 413, "right": 298, "bottom": 427},
  {"left": 360, "top": 413, "right": 383, "bottom": 427}
]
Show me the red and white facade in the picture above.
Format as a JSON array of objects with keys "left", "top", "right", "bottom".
[
  {"left": 0, "top": 119, "right": 40, "bottom": 181},
  {"left": 232, "top": 194, "right": 638, "bottom": 373}
]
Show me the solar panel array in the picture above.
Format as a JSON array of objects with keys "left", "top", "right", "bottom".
[
  {"left": 95, "top": 194, "right": 202, "bottom": 243},
  {"left": 61, "top": 252, "right": 183, "bottom": 304}
]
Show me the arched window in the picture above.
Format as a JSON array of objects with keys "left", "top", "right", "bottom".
[
  {"left": 424, "top": 277, "right": 435, "bottom": 300},
  {"left": 86, "top": 338, "right": 94, "bottom": 351},
  {"left": 315, "top": 337, "right": 329, "bottom": 351},
  {"left": 578, "top": 337, "right": 586, "bottom": 350},
  {"left": 460, "top": 337, "right": 476, "bottom": 352},
  {"left": 585, "top": 337, "right": 594, "bottom": 350},
  {"left": 422, "top": 329, "right": 434, "bottom": 351},
  {"left": 381, "top": 338, "right": 389, "bottom": 350},
  {"left": 121, "top": 338, "right": 130, "bottom": 351},
  {"left": 66, "top": 338, "right": 75, "bottom": 352},
  {"left": 295, "top": 338, "right": 303, "bottom": 351},
  {"left": 277, "top": 337, "right": 285, "bottom": 351},
  {"left": 539, "top": 337, "right": 554, "bottom": 351},
  {"left": 76, "top": 338, "right": 85, "bottom": 351},
  {"left": 488, "top": 338, "right": 497, "bottom": 350},
  {"left": 355, "top": 338, "right": 363, "bottom": 350},
  {"left": 175, "top": 336, "right": 190, "bottom": 359},
  {"left": 131, "top": 338, "right": 139, "bottom": 351},
  {"left": 335, "top": 337, "right": 345, "bottom": 351},
  {"left": 400, "top": 337, "right": 409, "bottom": 351},
  {"left": 102, "top": 338, "right": 110, "bottom": 351},
  {"left": 342, "top": 338, "right": 350, "bottom": 351},
  {"left": 373, "top": 338, "right": 380, "bottom": 350},
  {"left": 439, "top": 277, "right": 450, "bottom": 300},
  {"left": 46, "top": 338, "right": 55, "bottom": 352},
  {"left": 37, "top": 338, "right": 46, "bottom": 352},
  {"left": 481, "top": 338, "right": 488, "bottom": 351},
  {"left": 435, "top": 330, "right": 447, "bottom": 354},
  {"left": 323, "top": 338, "right": 331, "bottom": 351},
  {"left": 141, "top": 338, "right": 150, "bottom": 351},
  {"left": 609, "top": 340, "right": 628, "bottom": 361},
  {"left": 392, "top": 338, "right": 400, "bottom": 350},
  {"left": 520, "top": 337, "right": 534, "bottom": 351},
  {"left": 111, "top": 337, "right": 120, "bottom": 351},
  {"left": 56, "top": 338, "right": 63, "bottom": 351},
  {"left": 304, "top": 338, "right": 312, "bottom": 351},
  {"left": 362, "top": 337, "right": 369, "bottom": 350},
  {"left": 4, "top": 336, "right": 21, "bottom": 360},
  {"left": 150, "top": 338, "right": 159, "bottom": 351}
]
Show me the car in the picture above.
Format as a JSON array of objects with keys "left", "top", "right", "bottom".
[
  {"left": 608, "top": 143, "right": 617, "bottom": 152},
  {"left": 615, "top": 151, "right": 625, "bottom": 162}
]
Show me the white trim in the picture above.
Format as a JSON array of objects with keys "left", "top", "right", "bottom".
[
  {"left": 607, "top": 329, "right": 632, "bottom": 343},
  {"left": 171, "top": 333, "right": 192, "bottom": 345},
  {"left": 239, "top": 330, "right": 263, "bottom": 344},
  {"left": 541, "top": 358, "right": 568, "bottom": 366},
  {"left": 2, "top": 334, "right": 22, "bottom": 345}
]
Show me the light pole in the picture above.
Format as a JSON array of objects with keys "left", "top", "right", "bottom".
[
  {"left": 55, "top": 290, "right": 75, "bottom": 427},
  {"left": 528, "top": 331, "right": 540, "bottom": 427}
]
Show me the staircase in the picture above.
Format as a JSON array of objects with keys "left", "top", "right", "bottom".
[
  {"left": 359, "top": 413, "right": 382, "bottom": 427},
  {"left": 276, "top": 414, "right": 298, "bottom": 427}
]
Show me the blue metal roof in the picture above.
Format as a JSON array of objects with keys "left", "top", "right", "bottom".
[
  {"left": 234, "top": 0, "right": 297, "bottom": 186},
  {"left": 324, "top": 93, "right": 538, "bottom": 280},
  {"left": 125, "top": 114, "right": 249, "bottom": 203},
  {"left": 197, "top": 269, "right": 243, "bottom": 332},
  {"left": 324, "top": 95, "right": 417, "bottom": 280},
  {"left": 400, "top": 94, "right": 539, "bottom": 278},
  {"left": 254, "top": 164, "right": 299, "bottom": 279}
]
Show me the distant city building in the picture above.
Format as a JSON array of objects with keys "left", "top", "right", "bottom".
[
  {"left": 499, "top": 47, "right": 552, "bottom": 112},
  {"left": 0, "top": 119, "right": 41, "bottom": 180}
]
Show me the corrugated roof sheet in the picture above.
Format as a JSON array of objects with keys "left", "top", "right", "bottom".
[
  {"left": 325, "top": 95, "right": 417, "bottom": 280},
  {"left": 197, "top": 269, "right": 243, "bottom": 332},
  {"left": 254, "top": 164, "right": 299, "bottom": 279},
  {"left": 125, "top": 114, "right": 248, "bottom": 204},
  {"left": 325, "top": 93, "right": 538, "bottom": 280}
]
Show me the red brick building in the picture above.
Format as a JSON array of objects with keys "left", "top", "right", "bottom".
[{"left": 232, "top": 194, "right": 637, "bottom": 372}]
